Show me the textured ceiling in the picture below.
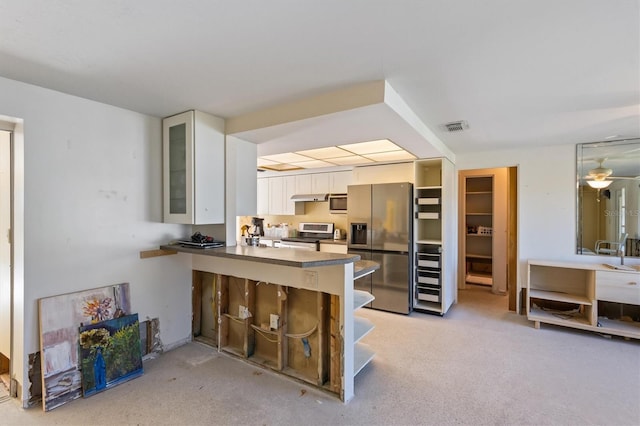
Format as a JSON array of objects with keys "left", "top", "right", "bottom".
[{"left": 0, "top": 1, "right": 638, "bottom": 157}]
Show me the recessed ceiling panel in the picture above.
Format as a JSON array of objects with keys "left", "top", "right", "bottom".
[
  {"left": 326, "top": 155, "right": 375, "bottom": 165},
  {"left": 364, "top": 150, "right": 416, "bottom": 162},
  {"left": 338, "top": 139, "right": 399, "bottom": 155},
  {"left": 295, "top": 146, "right": 352, "bottom": 159},
  {"left": 261, "top": 152, "right": 312, "bottom": 163},
  {"left": 289, "top": 159, "right": 335, "bottom": 168}
]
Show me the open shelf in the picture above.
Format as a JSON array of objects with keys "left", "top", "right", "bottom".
[
  {"left": 354, "top": 260, "right": 380, "bottom": 280},
  {"left": 529, "top": 289, "right": 592, "bottom": 306},
  {"left": 463, "top": 174, "right": 494, "bottom": 293},
  {"left": 466, "top": 271, "right": 493, "bottom": 286},
  {"left": 528, "top": 306, "right": 592, "bottom": 328},
  {"left": 414, "top": 185, "right": 442, "bottom": 190},
  {"left": 466, "top": 253, "right": 492, "bottom": 259},
  {"left": 354, "top": 343, "right": 375, "bottom": 376},
  {"left": 415, "top": 239, "right": 442, "bottom": 245},
  {"left": 353, "top": 317, "right": 375, "bottom": 344},
  {"left": 354, "top": 290, "right": 375, "bottom": 310},
  {"left": 597, "top": 317, "right": 640, "bottom": 338}
]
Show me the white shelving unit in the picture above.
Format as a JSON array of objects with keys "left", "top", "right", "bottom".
[
  {"left": 413, "top": 158, "right": 457, "bottom": 315},
  {"left": 463, "top": 176, "right": 494, "bottom": 286},
  {"left": 353, "top": 265, "right": 376, "bottom": 376}
]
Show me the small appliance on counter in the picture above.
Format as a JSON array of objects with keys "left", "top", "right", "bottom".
[
  {"left": 333, "top": 229, "right": 344, "bottom": 240},
  {"left": 177, "top": 232, "right": 225, "bottom": 248},
  {"left": 278, "top": 222, "right": 334, "bottom": 251},
  {"left": 250, "top": 217, "right": 265, "bottom": 236},
  {"left": 241, "top": 217, "right": 264, "bottom": 246}
]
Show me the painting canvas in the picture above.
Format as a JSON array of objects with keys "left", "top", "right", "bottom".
[
  {"left": 79, "top": 314, "right": 143, "bottom": 397},
  {"left": 38, "top": 283, "right": 130, "bottom": 411}
]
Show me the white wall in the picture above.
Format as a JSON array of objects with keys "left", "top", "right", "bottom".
[
  {"left": 0, "top": 76, "right": 193, "bottom": 403},
  {"left": 456, "top": 143, "right": 640, "bottom": 296}
]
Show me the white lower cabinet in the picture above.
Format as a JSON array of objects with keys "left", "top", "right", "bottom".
[
  {"left": 319, "top": 243, "right": 347, "bottom": 254},
  {"left": 527, "top": 260, "right": 640, "bottom": 339}
]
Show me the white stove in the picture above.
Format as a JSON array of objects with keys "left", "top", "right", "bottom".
[{"left": 279, "top": 222, "right": 334, "bottom": 251}]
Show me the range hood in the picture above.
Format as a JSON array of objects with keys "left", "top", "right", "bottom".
[{"left": 290, "top": 193, "right": 329, "bottom": 202}]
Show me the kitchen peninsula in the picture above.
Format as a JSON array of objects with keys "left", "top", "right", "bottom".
[{"left": 158, "top": 243, "right": 378, "bottom": 402}]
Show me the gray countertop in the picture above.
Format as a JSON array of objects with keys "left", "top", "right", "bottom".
[
  {"left": 353, "top": 260, "right": 380, "bottom": 279},
  {"left": 161, "top": 243, "right": 361, "bottom": 268}
]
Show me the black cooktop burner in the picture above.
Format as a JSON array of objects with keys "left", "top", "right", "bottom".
[{"left": 281, "top": 235, "right": 333, "bottom": 243}]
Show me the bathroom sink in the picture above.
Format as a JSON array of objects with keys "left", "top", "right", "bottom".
[{"left": 602, "top": 263, "right": 640, "bottom": 272}]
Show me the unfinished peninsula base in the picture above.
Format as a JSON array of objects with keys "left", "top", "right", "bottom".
[{"left": 182, "top": 250, "right": 377, "bottom": 402}]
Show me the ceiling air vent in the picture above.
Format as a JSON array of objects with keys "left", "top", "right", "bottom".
[{"left": 442, "top": 120, "right": 469, "bottom": 132}]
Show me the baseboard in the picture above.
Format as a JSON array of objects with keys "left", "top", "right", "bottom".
[{"left": 162, "top": 336, "right": 192, "bottom": 352}]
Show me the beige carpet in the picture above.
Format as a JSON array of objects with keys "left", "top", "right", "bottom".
[{"left": 2, "top": 285, "right": 639, "bottom": 425}]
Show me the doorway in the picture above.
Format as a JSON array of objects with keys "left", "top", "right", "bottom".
[
  {"left": 0, "top": 129, "right": 12, "bottom": 393},
  {"left": 458, "top": 166, "right": 518, "bottom": 311}
]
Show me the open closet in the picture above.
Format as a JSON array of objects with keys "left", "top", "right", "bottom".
[{"left": 458, "top": 167, "right": 516, "bottom": 304}]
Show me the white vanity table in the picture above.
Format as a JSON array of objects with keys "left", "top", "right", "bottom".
[{"left": 527, "top": 260, "right": 640, "bottom": 339}]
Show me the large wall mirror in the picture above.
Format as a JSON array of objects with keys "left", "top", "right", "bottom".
[{"left": 577, "top": 138, "right": 640, "bottom": 258}]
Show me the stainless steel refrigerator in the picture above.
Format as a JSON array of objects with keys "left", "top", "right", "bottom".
[{"left": 347, "top": 182, "right": 413, "bottom": 314}]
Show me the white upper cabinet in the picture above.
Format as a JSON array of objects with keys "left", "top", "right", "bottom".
[
  {"left": 311, "top": 173, "right": 330, "bottom": 193},
  {"left": 283, "top": 175, "right": 298, "bottom": 215},
  {"left": 295, "top": 174, "right": 312, "bottom": 194},
  {"left": 227, "top": 135, "right": 257, "bottom": 217},
  {"left": 163, "top": 110, "right": 225, "bottom": 224},
  {"left": 257, "top": 178, "right": 269, "bottom": 215},
  {"left": 329, "top": 170, "right": 353, "bottom": 193},
  {"left": 268, "top": 177, "right": 284, "bottom": 215},
  {"left": 258, "top": 175, "right": 302, "bottom": 216}
]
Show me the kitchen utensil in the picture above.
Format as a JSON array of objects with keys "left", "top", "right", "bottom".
[{"left": 245, "top": 236, "right": 260, "bottom": 246}]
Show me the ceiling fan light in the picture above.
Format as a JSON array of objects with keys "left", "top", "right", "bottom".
[{"left": 587, "top": 180, "right": 612, "bottom": 189}]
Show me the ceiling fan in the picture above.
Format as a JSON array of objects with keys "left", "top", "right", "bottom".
[{"left": 585, "top": 158, "right": 640, "bottom": 188}]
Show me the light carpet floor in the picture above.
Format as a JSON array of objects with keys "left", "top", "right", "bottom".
[{"left": 1, "top": 285, "right": 638, "bottom": 425}]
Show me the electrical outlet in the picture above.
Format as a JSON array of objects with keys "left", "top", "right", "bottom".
[
  {"left": 270, "top": 314, "right": 279, "bottom": 330},
  {"left": 238, "top": 305, "right": 251, "bottom": 319},
  {"left": 303, "top": 270, "right": 318, "bottom": 289}
]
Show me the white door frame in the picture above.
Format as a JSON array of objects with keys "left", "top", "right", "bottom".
[
  {"left": 0, "top": 128, "right": 12, "bottom": 388},
  {"left": 0, "top": 116, "right": 23, "bottom": 400}
]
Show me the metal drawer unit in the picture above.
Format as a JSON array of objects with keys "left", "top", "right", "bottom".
[{"left": 415, "top": 250, "right": 441, "bottom": 303}]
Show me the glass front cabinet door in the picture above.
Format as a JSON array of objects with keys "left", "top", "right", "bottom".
[{"left": 162, "top": 110, "right": 225, "bottom": 224}]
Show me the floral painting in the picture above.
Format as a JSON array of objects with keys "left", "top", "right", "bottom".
[
  {"left": 82, "top": 297, "right": 113, "bottom": 323},
  {"left": 38, "top": 283, "right": 130, "bottom": 411},
  {"left": 79, "top": 314, "right": 143, "bottom": 397}
]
